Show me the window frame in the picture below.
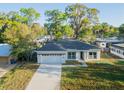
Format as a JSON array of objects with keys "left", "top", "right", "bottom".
[
  {"left": 88, "top": 52, "right": 97, "bottom": 59},
  {"left": 68, "top": 52, "right": 76, "bottom": 59}
]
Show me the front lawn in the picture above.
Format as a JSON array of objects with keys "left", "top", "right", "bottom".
[
  {"left": 63, "top": 61, "right": 82, "bottom": 65},
  {"left": 0, "top": 62, "right": 39, "bottom": 90},
  {"left": 101, "top": 52, "right": 121, "bottom": 60},
  {"left": 61, "top": 61, "right": 124, "bottom": 90}
]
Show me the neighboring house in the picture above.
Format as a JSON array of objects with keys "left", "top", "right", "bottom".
[
  {"left": 110, "top": 43, "right": 124, "bottom": 58},
  {"left": 35, "top": 35, "right": 54, "bottom": 45},
  {"left": 95, "top": 37, "right": 123, "bottom": 52},
  {"left": 0, "top": 44, "right": 12, "bottom": 64},
  {"left": 36, "top": 39, "right": 100, "bottom": 64}
]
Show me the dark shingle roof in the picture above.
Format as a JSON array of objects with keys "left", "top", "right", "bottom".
[
  {"left": 37, "top": 43, "right": 65, "bottom": 51},
  {"left": 56, "top": 40, "right": 99, "bottom": 50},
  {"left": 38, "top": 39, "right": 99, "bottom": 51}
]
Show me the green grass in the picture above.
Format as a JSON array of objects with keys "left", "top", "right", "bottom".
[
  {"left": 101, "top": 52, "right": 121, "bottom": 59},
  {"left": 0, "top": 62, "right": 39, "bottom": 90},
  {"left": 63, "top": 61, "right": 82, "bottom": 65},
  {"left": 115, "top": 61, "right": 124, "bottom": 65},
  {"left": 61, "top": 61, "right": 124, "bottom": 90}
]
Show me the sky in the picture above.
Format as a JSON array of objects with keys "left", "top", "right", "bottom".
[{"left": 0, "top": 3, "right": 124, "bottom": 27}]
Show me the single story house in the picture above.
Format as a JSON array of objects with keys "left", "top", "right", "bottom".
[
  {"left": 95, "top": 37, "right": 123, "bottom": 52},
  {"left": 35, "top": 35, "right": 54, "bottom": 45},
  {"left": 0, "top": 44, "right": 12, "bottom": 64},
  {"left": 110, "top": 43, "right": 124, "bottom": 58},
  {"left": 36, "top": 39, "right": 100, "bottom": 64}
]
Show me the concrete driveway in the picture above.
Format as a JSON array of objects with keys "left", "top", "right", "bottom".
[
  {"left": 26, "top": 64, "right": 62, "bottom": 90},
  {"left": 0, "top": 64, "right": 16, "bottom": 77}
]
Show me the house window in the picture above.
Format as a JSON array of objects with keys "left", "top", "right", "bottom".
[
  {"left": 113, "top": 49, "right": 115, "bottom": 52},
  {"left": 118, "top": 50, "right": 121, "bottom": 54},
  {"left": 93, "top": 52, "right": 97, "bottom": 59},
  {"left": 89, "top": 52, "right": 97, "bottom": 59},
  {"left": 68, "top": 52, "right": 76, "bottom": 59}
]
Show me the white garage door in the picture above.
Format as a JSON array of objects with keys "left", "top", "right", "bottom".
[{"left": 40, "top": 54, "right": 65, "bottom": 64}]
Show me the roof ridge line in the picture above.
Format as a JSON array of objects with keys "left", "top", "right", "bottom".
[{"left": 54, "top": 42, "right": 66, "bottom": 50}]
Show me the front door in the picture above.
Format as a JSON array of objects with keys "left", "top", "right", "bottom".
[{"left": 80, "top": 52, "right": 84, "bottom": 60}]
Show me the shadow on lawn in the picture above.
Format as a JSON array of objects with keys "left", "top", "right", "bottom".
[
  {"left": 115, "top": 61, "right": 124, "bottom": 65},
  {"left": 93, "top": 71, "right": 124, "bottom": 81},
  {"left": 63, "top": 63, "right": 124, "bottom": 81},
  {"left": 62, "top": 60, "right": 124, "bottom": 90}
]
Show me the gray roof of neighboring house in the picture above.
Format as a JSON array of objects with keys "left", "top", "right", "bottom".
[
  {"left": 0, "top": 44, "right": 11, "bottom": 56},
  {"left": 96, "top": 37, "right": 123, "bottom": 42},
  {"left": 37, "top": 39, "right": 99, "bottom": 51},
  {"left": 112, "top": 43, "right": 124, "bottom": 50}
]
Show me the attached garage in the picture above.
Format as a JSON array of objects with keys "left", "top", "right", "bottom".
[
  {"left": 36, "top": 42, "right": 66, "bottom": 64},
  {"left": 37, "top": 53, "right": 66, "bottom": 64}
]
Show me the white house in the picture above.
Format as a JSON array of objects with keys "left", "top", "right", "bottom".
[
  {"left": 95, "top": 37, "right": 123, "bottom": 51},
  {"left": 0, "top": 44, "right": 12, "bottom": 64},
  {"left": 35, "top": 35, "right": 54, "bottom": 44},
  {"left": 110, "top": 43, "right": 124, "bottom": 58},
  {"left": 36, "top": 39, "right": 100, "bottom": 64}
]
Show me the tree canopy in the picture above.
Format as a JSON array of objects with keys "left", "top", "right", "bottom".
[
  {"left": 93, "top": 23, "right": 119, "bottom": 38},
  {"left": 0, "top": 4, "right": 121, "bottom": 61},
  {"left": 44, "top": 4, "right": 119, "bottom": 43},
  {"left": 119, "top": 24, "right": 124, "bottom": 40},
  {"left": 0, "top": 8, "right": 46, "bottom": 61},
  {"left": 65, "top": 4, "right": 99, "bottom": 39},
  {"left": 45, "top": 9, "right": 73, "bottom": 39}
]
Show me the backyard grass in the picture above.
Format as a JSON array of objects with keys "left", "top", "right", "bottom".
[
  {"left": 61, "top": 53, "right": 124, "bottom": 90},
  {"left": 0, "top": 62, "right": 39, "bottom": 90}
]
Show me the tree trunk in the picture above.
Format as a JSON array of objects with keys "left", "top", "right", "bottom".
[{"left": 74, "top": 27, "right": 79, "bottom": 39}]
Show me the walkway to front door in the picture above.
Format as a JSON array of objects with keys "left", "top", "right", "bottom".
[{"left": 26, "top": 64, "right": 62, "bottom": 90}]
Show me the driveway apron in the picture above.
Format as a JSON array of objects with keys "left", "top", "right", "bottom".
[{"left": 26, "top": 64, "right": 62, "bottom": 90}]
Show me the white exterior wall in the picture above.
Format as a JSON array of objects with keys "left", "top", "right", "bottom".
[
  {"left": 83, "top": 51, "right": 88, "bottom": 61},
  {"left": 97, "top": 42, "right": 106, "bottom": 48},
  {"left": 110, "top": 46, "right": 124, "bottom": 58},
  {"left": 97, "top": 51, "right": 101, "bottom": 60},
  {"left": 37, "top": 54, "right": 42, "bottom": 63},
  {"left": 36, "top": 49, "right": 101, "bottom": 64},
  {"left": 85, "top": 49, "right": 100, "bottom": 61},
  {"left": 66, "top": 49, "right": 100, "bottom": 61},
  {"left": 66, "top": 50, "right": 79, "bottom": 61},
  {"left": 76, "top": 51, "right": 80, "bottom": 60},
  {"left": 36, "top": 51, "right": 67, "bottom": 64}
]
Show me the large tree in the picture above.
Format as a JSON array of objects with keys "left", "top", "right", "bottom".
[
  {"left": 3, "top": 23, "right": 46, "bottom": 61},
  {"left": 93, "top": 23, "right": 119, "bottom": 38},
  {"left": 0, "top": 8, "right": 41, "bottom": 43},
  {"left": 20, "top": 8, "right": 41, "bottom": 25},
  {"left": 0, "top": 19, "right": 21, "bottom": 43},
  {"left": 78, "top": 27, "right": 96, "bottom": 43},
  {"left": 65, "top": 4, "right": 99, "bottom": 39},
  {"left": 61, "top": 25, "right": 74, "bottom": 38},
  {"left": 119, "top": 24, "right": 124, "bottom": 40},
  {"left": 45, "top": 9, "right": 74, "bottom": 39}
]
